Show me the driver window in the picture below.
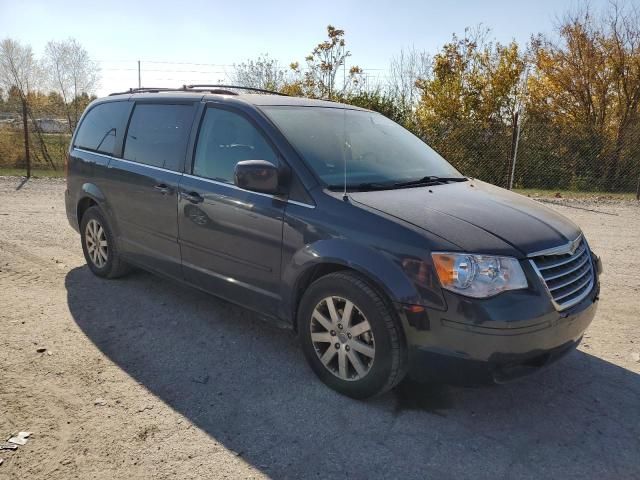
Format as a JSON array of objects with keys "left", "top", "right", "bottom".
[{"left": 193, "top": 108, "right": 278, "bottom": 183}]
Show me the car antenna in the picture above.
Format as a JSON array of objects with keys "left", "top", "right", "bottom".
[
  {"left": 342, "top": 113, "right": 348, "bottom": 203},
  {"left": 342, "top": 64, "right": 349, "bottom": 202}
]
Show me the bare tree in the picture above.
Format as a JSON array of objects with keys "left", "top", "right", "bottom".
[
  {"left": 44, "top": 38, "right": 99, "bottom": 132},
  {"left": 230, "top": 54, "right": 287, "bottom": 91},
  {"left": 311, "top": 25, "right": 354, "bottom": 99},
  {"left": 388, "top": 46, "right": 431, "bottom": 114},
  {"left": 288, "top": 25, "right": 362, "bottom": 99},
  {"left": 0, "top": 38, "right": 39, "bottom": 177}
]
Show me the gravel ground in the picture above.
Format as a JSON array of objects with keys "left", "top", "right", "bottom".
[{"left": 0, "top": 176, "right": 639, "bottom": 480}]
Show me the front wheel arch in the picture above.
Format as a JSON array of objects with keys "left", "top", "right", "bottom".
[
  {"left": 282, "top": 239, "right": 432, "bottom": 328},
  {"left": 290, "top": 261, "right": 399, "bottom": 333}
]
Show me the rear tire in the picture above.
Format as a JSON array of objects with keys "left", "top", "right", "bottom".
[
  {"left": 298, "top": 271, "right": 408, "bottom": 399},
  {"left": 80, "top": 206, "right": 130, "bottom": 279}
]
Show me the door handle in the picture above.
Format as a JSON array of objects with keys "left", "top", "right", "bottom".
[
  {"left": 154, "top": 183, "right": 172, "bottom": 195},
  {"left": 180, "top": 191, "right": 204, "bottom": 204}
]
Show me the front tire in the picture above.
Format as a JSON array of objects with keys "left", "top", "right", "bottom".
[
  {"left": 80, "top": 206, "right": 130, "bottom": 278},
  {"left": 298, "top": 271, "right": 408, "bottom": 399}
]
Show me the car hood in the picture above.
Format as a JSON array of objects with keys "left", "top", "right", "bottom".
[{"left": 349, "top": 180, "right": 581, "bottom": 257}]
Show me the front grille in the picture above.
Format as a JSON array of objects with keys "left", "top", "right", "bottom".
[{"left": 530, "top": 237, "right": 594, "bottom": 311}]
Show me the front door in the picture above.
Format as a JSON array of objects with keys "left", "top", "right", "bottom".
[{"left": 178, "top": 105, "right": 286, "bottom": 315}]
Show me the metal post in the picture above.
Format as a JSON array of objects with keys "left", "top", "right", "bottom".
[
  {"left": 509, "top": 68, "right": 528, "bottom": 190},
  {"left": 21, "top": 97, "right": 30, "bottom": 178},
  {"left": 138, "top": 60, "right": 141, "bottom": 88},
  {"left": 509, "top": 111, "right": 521, "bottom": 190}
]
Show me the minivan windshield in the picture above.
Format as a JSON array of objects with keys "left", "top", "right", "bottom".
[{"left": 262, "top": 106, "right": 463, "bottom": 190}]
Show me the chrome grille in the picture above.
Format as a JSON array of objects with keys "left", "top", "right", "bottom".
[{"left": 530, "top": 237, "right": 594, "bottom": 311}]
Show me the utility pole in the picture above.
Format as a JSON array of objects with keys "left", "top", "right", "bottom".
[{"left": 138, "top": 60, "right": 141, "bottom": 88}]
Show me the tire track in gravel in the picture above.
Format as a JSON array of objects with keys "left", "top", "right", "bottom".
[
  {"left": 0, "top": 238, "right": 67, "bottom": 289},
  {"left": 0, "top": 234, "right": 85, "bottom": 479}
]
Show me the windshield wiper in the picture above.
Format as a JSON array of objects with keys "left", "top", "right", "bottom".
[
  {"left": 327, "top": 182, "right": 396, "bottom": 192},
  {"left": 327, "top": 176, "right": 468, "bottom": 192},
  {"left": 391, "top": 176, "right": 468, "bottom": 188}
]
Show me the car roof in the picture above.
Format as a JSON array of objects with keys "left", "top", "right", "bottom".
[
  {"left": 96, "top": 90, "right": 370, "bottom": 112},
  {"left": 222, "top": 93, "right": 369, "bottom": 111}
]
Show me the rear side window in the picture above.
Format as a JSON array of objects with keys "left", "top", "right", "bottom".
[
  {"left": 193, "top": 107, "right": 278, "bottom": 183},
  {"left": 74, "top": 101, "right": 130, "bottom": 155},
  {"left": 123, "top": 103, "right": 195, "bottom": 170}
]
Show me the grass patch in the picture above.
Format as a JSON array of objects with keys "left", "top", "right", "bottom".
[
  {"left": 0, "top": 167, "right": 64, "bottom": 178},
  {"left": 514, "top": 188, "right": 637, "bottom": 201},
  {"left": 0, "top": 129, "right": 70, "bottom": 170}
]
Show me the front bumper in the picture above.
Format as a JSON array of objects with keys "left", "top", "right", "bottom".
[{"left": 399, "top": 266, "right": 600, "bottom": 385}]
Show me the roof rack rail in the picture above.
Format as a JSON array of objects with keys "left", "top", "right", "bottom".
[
  {"left": 184, "top": 84, "right": 288, "bottom": 96},
  {"left": 108, "top": 87, "right": 184, "bottom": 96},
  {"left": 200, "top": 88, "right": 239, "bottom": 95},
  {"left": 109, "top": 84, "right": 288, "bottom": 97}
]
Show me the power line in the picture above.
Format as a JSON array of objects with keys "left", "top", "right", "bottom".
[
  {"left": 144, "top": 60, "right": 236, "bottom": 67},
  {"left": 97, "top": 59, "right": 235, "bottom": 66},
  {"left": 96, "top": 59, "right": 390, "bottom": 73},
  {"left": 101, "top": 68, "right": 231, "bottom": 74}
]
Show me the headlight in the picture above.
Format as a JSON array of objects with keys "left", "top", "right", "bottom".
[{"left": 431, "top": 253, "right": 527, "bottom": 298}]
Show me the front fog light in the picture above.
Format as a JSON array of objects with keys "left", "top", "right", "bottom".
[{"left": 432, "top": 252, "right": 527, "bottom": 298}]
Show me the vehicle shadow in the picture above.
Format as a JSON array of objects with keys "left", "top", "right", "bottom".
[{"left": 65, "top": 266, "right": 640, "bottom": 479}]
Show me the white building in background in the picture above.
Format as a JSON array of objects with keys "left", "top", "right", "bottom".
[{"left": 35, "top": 118, "right": 68, "bottom": 133}]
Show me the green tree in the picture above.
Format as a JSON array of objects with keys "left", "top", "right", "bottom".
[
  {"left": 525, "top": 2, "right": 640, "bottom": 190},
  {"left": 341, "top": 89, "right": 406, "bottom": 124},
  {"left": 414, "top": 28, "right": 526, "bottom": 185}
]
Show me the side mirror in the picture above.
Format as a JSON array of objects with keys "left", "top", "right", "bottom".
[{"left": 234, "top": 160, "right": 280, "bottom": 194}]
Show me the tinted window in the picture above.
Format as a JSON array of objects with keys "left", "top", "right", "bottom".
[
  {"left": 74, "top": 101, "right": 130, "bottom": 155},
  {"left": 193, "top": 108, "right": 278, "bottom": 183},
  {"left": 123, "top": 103, "right": 194, "bottom": 170}
]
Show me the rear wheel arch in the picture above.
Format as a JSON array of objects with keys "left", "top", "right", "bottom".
[
  {"left": 80, "top": 205, "right": 131, "bottom": 278},
  {"left": 77, "top": 196, "right": 98, "bottom": 225},
  {"left": 76, "top": 183, "right": 118, "bottom": 236}
]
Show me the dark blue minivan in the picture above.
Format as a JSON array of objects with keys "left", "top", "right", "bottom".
[{"left": 65, "top": 86, "right": 601, "bottom": 398}]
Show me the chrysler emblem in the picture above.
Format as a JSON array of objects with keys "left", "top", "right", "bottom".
[{"left": 569, "top": 237, "right": 581, "bottom": 255}]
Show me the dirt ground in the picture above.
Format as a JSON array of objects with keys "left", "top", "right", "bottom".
[{"left": 0, "top": 176, "right": 639, "bottom": 480}]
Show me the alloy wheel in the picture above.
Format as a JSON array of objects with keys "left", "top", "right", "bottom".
[
  {"left": 85, "top": 219, "right": 108, "bottom": 268},
  {"left": 310, "top": 296, "right": 375, "bottom": 381}
]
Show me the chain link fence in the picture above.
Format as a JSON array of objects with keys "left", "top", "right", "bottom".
[
  {"left": 424, "top": 118, "right": 640, "bottom": 197},
  {"left": 2, "top": 108, "right": 639, "bottom": 198},
  {"left": 515, "top": 121, "right": 640, "bottom": 194},
  {"left": 0, "top": 118, "right": 70, "bottom": 173}
]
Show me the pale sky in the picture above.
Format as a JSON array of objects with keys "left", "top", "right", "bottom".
[{"left": 0, "top": 0, "right": 614, "bottom": 96}]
